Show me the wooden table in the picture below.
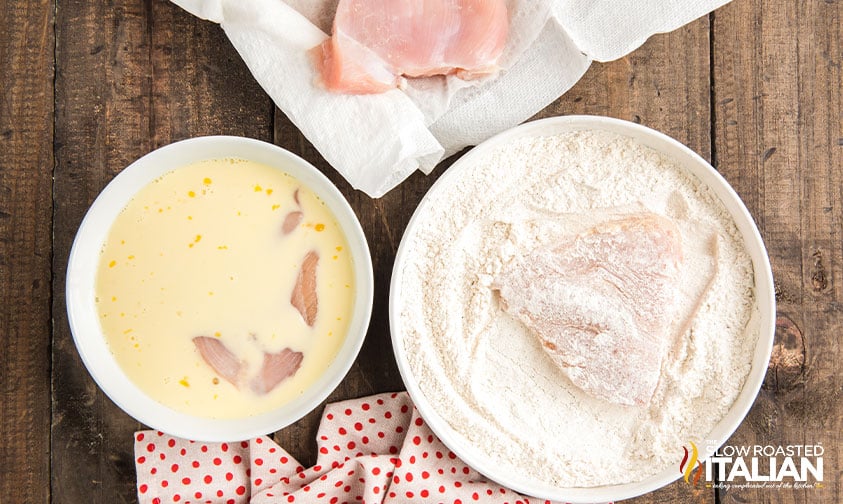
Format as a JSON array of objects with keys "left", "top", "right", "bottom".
[{"left": 1, "top": 0, "right": 840, "bottom": 502}]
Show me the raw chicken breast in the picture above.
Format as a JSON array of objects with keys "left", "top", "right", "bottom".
[
  {"left": 192, "top": 336, "right": 304, "bottom": 395},
  {"left": 492, "top": 213, "right": 684, "bottom": 406},
  {"left": 250, "top": 348, "right": 305, "bottom": 395},
  {"left": 192, "top": 336, "right": 244, "bottom": 387},
  {"left": 281, "top": 210, "right": 303, "bottom": 235},
  {"left": 290, "top": 250, "right": 319, "bottom": 327},
  {"left": 314, "top": 0, "right": 509, "bottom": 94}
]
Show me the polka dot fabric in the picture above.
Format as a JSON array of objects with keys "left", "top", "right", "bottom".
[{"left": 135, "top": 392, "right": 587, "bottom": 504}]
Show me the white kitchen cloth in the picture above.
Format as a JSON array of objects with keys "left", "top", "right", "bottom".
[{"left": 171, "top": 0, "right": 730, "bottom": 197}]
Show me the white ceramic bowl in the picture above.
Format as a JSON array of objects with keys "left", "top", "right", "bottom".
[
  {"left": 389, "top": 116, "right": 775, "bottom": 502},
  {"left": 66, "top": 136, "right": 374, "bottom": 441}
]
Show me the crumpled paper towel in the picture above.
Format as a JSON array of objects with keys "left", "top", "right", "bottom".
[{"left": 171, "top": 0, "right": 730, "bottom": 197}]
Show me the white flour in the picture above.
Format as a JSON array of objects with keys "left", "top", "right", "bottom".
[{"left": 396, "top": 130, "right": 759, "bottom": 487}]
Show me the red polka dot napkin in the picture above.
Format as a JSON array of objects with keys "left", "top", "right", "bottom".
[{"left": 135, "top": 391, "right": 578, "bottom": 504}]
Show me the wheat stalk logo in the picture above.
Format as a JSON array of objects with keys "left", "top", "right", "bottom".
[{"left": 680, "top": 441, "right": 704, "bottom": 486}]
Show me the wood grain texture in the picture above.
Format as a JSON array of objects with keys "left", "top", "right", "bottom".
[
  {"left": 712, "top": 0, "right": 842, "bottom": 502},
  {"left": 546, "top": 19, "right": 713, "bottom": 160},
  {"left": 53, "top": 0, "right": 153, "bottom": 500},
  {"left": 0, "top": 0, "right": 55, "bottom": 503},
  {"left": 149, "top": 1, "right": 275, "bottom": 144},
  {"left": 51, "top": 1, "right": 273, "bottom": 502},
  {"left": 17, "top": 0, "right": 836, "bottom": 503}
]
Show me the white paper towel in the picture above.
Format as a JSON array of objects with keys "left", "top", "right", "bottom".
[{"left": 171, "top": 0, "right": 730, "bottom": 197}]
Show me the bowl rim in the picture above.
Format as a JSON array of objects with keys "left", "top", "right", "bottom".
[
  {"left": 66, "top": 135, "right": 374, "bottom": 441},
  {"left": 388, "top": 115, "right": 776, "bottom": 502}
]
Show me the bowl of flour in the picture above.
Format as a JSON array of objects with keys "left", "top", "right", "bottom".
[{"left": 389, "top": 115, "right": 775, "bottom": 502}]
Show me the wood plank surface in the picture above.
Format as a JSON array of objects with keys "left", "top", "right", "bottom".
[
  {"left": 712, "top": 0, "right": 842, "bottom": 503},
  {"left": 51, "top": 1, "right": 273, "bottom": 502},
  {"left": 52, "top": 1, "right": 155, "bottom": 500},
  {"left": 0, "top": 0, "right": 835, "bottom": 502},
  {"left": 0, "top": 1, "right": 55, "bottom": 503}
]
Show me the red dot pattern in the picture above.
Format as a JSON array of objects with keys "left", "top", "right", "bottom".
[
  {"left": 134, "top": 429, "right": 254, "bottom": 504},
  {"left": 134, "top": 392, "right": 567, "bottom": 504}
]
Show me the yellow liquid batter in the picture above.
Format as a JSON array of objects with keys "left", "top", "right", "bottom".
[{"left": 96, "top": 158, "right": 355, "bottom": 418}]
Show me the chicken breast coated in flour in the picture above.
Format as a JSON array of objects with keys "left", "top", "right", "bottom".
[
  {"left": 492, "top": 213, "right": 684, "bottom": 406},
  {"left": 313, "top": 0, "right": 509, "bottom": 93}
]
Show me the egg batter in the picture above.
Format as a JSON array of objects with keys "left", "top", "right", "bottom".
[{"left": 96, "top": 158, "right": 355, "bottom": 418}]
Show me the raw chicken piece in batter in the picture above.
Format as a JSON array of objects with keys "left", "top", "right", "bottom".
[
  {"left": 281, "top": 188, "right": 304, "bottom": 236},
  {"left": 290, "top": 250, "right": 319, "bottom": 327},
  {"left": 192, "top": 336, "right": 243, "bottom": 387},
  {"left": 314, "top": 0, "right": 509, "bottom": 94},
  {"left": 492, "top": 213, "right": 684, "bottom": 406},
  {"left": 192, "top": 336, "right": 304, "bottom": 395},
  {"left": 249, "top": 348, "right": 305, "bottom": 395}
]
